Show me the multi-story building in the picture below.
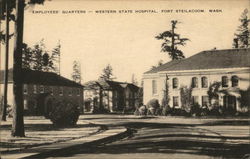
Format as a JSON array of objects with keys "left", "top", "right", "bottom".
[
  {"left": 143, "top": 48, "right": 250, "bottom": 112},
  {"left": 84, "top": 80, "right": 139, "bottom": 112},
  {"left": 0, "top": 69, "right": 84, "bottom": 116}
]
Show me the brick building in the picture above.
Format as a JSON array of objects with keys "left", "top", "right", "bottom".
[{"left": 0, "top": 69, "right": 84, "bottom": 116}]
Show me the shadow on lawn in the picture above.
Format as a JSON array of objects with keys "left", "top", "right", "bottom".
[
  {"left": 0, "top": 123, "right": 99, "bottom": 132},
  {"left": 81, "top": 116, "right": 156, "bottom": 120},
  {"left": 29, "top": 120, "right": 250, "bottom": 159}
]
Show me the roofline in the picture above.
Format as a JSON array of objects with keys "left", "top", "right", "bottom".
[
  {"left": 0, "top": 82, "right": 84, "bottom": 87},
  {"left": 159, "top": 67, "right": 250, "bottom": 74},
  {"left": 143, "top": 67, "right": 250, "bottom": 78},
  {"left": 144, "top": 48, "right": 250, "bottom": 74}
]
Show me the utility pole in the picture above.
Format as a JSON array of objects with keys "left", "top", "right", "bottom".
[{"left": 2, "top": 0, "right": 10, "bottom": 121}]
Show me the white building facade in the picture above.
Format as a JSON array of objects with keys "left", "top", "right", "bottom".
[{"left": 143, "top": 49, "right": 250, "bottom": 112}]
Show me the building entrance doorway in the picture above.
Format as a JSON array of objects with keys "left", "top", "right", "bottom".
[{"left": 223, "top": 95, "right": 237, "bottom": 113}]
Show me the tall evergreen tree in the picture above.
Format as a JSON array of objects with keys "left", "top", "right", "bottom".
[
  {"left": 233, "top": 9, "right": 250, "bottom": 48},
  {"left": 151, "top": 59, "right": 164, "bottom": 70},
  {"left": 32, "top": 42, "right": 44, "bottom": 71},
  {"left": 42, "top": 52, "right": 54, "bottom": 72},
  {"left": 22, "top": 41, "right": 56, "bottom": 72},
  {"left": 11, "top": 0, "right": 46, "bottom": 137},
  {"left": 0, "top": 0, "right": 15, "bottom": 121},
  {"left": 12, "top": 0, "right": 26, "bottom": 137},
  {"left": 71, "top": 60, "right": 81, "bottom": 83},
  {"left": 99, "top": 64, "right": 115, "bottom": 81},
  {"left": 51, "top": 40, "right": 61, "bottom": 75},
  {"left": 156, "top": 20, "right": 189, "bottom": 60},
  {"left": 1, "top": 0, "right": 10, "bottom": 121},
  {"left": 131, "top": 74, "right": 138, "bottom": 86},
  {"left": 22, "top": 43, "right": 33, "bottom": 69}
]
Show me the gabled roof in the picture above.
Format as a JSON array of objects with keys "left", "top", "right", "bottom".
[
  {"left": 145, "top": 48, "right": 250, "bottom": 74},
  {"left": 0, "top": 69, "right": 83, "bottom": 88},
  {"left": 83, "top": 80, "right": 139, "bottom": 91}
]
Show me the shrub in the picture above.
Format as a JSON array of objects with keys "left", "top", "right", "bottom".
[
  {"left": 236, "top": 110, "right": 250, "bottom": 117},
  {"left": 146, "top": 99, "right": 160, "bottom": 108},
  {"left": 122, "top": 107, "right": 135, "bottom": 114},
  {"left": 134, "top": 108, "right": 140, "bottom": 116},
  {"left": 200, "top": 106, "right": 209, "bottom": 116},
  {"left": 170, "top": 108, "right": 189, "bottom": 116},
  {"left": 48, "top": 100, "right": 80, "bottom": 127},
  {"left": 190, "top": 103, "right": 201, "bottom": 116},
  {"left": 161, "top": 105, "right": 172, "bottom": 116},
  {"left": 146, "top": 99, "right": 160, "bottom": 115},
  {"left": 92, "top": 108, "right": 110, "bottom": 114},
  {"left": 135, "top": 105, "right": 147, "bottom": 116},
  {"left": 208, "top": 105, "right": 222, "bottom": 116}
]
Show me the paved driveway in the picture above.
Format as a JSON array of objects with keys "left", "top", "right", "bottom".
[{"left": 49, "top": 114, "right": 250, "bottom": 159}]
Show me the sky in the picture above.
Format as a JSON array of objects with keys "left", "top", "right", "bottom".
[{"left": 0, "top": 0, "right": 249, "bottom": 84}]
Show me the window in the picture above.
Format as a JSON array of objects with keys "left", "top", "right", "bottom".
[
  {"left": 222, "top": 76, "right": 228, "bottom": 87},
  {"left": 192, "top": 77, "right": 198, "bottom": 88},
  {"left": 201, "top": 77, "right": 208, "bottom": 88},
  {"left": 173, "top": 96, "right": 179, "bottom": 107},
  {"left": 59, "top": 87, "right": 63, "bottom": 96},
  {"left": 231, "top": 76, "right": 239, "bottom": 87},
  {"left": 192, "top": 96, "right": 199, "bottom": 105},
  {"left": 50, "top": 87, "right": 53, "bottom": 95},
  {"left": 23, "top": 84, "right": 28, "bottom": 94},
  {"left": 152, "top": 80, "right": 157, "bottom": 95},
  {"left": 24, "top": 99, "right": 28, "bottom": 110},
  {"left": 68, "top": 88, "right": 72, "bottom": 96},
  {"left": 33, "top": 85, "right": 37, "bottom": 94},
  {"left": 172, "top": 78, "right": 178, "bottom": 89},
  {"left": 202, "top": 96, "right": 209, "bottom": 106},
  {"left": 77, "top": 88, "right": 80, "bottom": 96},
  {"left": 40, "top": 85, "right": 44, "bottom": 93},
  {"left": 113, "top": 91, "right": 117, "bottom": 98}
]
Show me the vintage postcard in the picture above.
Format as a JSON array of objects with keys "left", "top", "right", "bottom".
[{"left": 0, "top": 0, "right": 250, "bottom": 158}]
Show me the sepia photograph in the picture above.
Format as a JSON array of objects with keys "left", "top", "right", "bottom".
[{"left": 0, "top": 0, "right": 250, "bottom": 158}]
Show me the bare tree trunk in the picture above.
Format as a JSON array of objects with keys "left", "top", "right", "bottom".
[
  {"left": 11, "top": 0, "right": 25, "bottom": 137},
  {"left": 0, "top": 0, "right": 2, "bottom": 117},
  {"left": 2, "top": 0, "right": 10, "bottom": 121}
]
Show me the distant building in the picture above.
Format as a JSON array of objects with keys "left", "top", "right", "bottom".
[
  {"left": 143, "top": 48, "right": 250, "bottom": 112},
  {"left": 0, "top": 69, "right": 84, "bottom": 116},
  {"left": 83, "top": 80, "right": 139, "bottom": 112}
]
